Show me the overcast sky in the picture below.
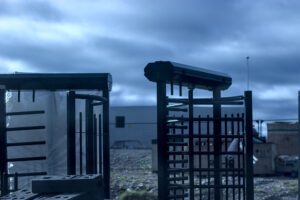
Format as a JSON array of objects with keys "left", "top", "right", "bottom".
[{"left": 0, "top": 0, "right": 300, "bottom": 121}]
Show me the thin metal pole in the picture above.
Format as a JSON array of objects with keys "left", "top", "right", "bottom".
[
  {"left": 213, "top": 88, "right": 222, "bottom": 200},
  {"left": 207, "top": 114, "right": 211, "bottom": 199},
  {"left": 79, "top": 112, "right": 83, "bottom": 175},
  {"left": 93, "top": 114, "right": 97, "bottom": 173},
  {"left": 85, "top": 99, "right": 94, "bottom": 174},
  {"left": 67, "top": 91, "right": 76, "bottom": 175},
  {"left": 224, "top": 114, "right": 229, "bottom": 200},
  {"left": 14, "top": 173, "right": 18, "bottom": 191},
  {"left": 103, "top": 89, "right": 110, "bottom": 199},
  {"left": 245, "top": 91, "right": 254, "bottom": 200},
  {"left": 237, "top": 113, "right": 241, "bottom": 199},
  {"left": 157, "top": 82, "right": 168, "bottom": 200},
  {"left": 242, "top": 113, "right": 246, "bottom": 200},
  {"left": 198, "top": 115, "right": 202, "bottom": 199},
  {"left": 246, "top": 56, "right": 250, "bottom": 91},
  {"left": 188, "top": 88, "right": 194, "bottom": 199},
  {"left": 0, "top": 87, "right": 8, "bottom": 196},
  {"left": 98, "top": 114, "right": 102, "bottom": 173}
]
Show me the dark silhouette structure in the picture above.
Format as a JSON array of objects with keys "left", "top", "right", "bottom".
[
  {"left": 0, "top": 73, "right": 111, "bottom": 199},
  {"left": 145, "top": 61, "right": 254, "bottom": 200}
]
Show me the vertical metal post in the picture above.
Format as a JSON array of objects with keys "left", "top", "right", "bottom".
[
  {"left": 98, "top": 114, "right": 102, "bottom": 173},
  {"left": 103, "top": 90, "right": 110, "bottom": 199},
  {"left": 0, "top": 86, "right": 8, "bottom": 196},
  {"left": 86, "top": 99, "right": 94, "bottom": 174},
  {"left": 93, "top": 114, "right": 97, "bottom": 173},
  {"left": 14, "top": 173, "right": 18, "bottom": 191},
  {"left": 213, "top": 88, "right": 222, "bottom": 200},
  {"left": 298, "top": 91, "right": 300, "bottom": 200},
  {"left": 157, "top": 82, "right": 168, "bottom": 200},
  {"left": 245, "top": 91, "right": 254, "bottom": 200},
  {"left": 79, "top": 112, "right": 83, "bottom": 175},
  {"left": 188, "top": 88, "right": 194, "bottom": 199},
  {"left": 67, "top": 91, "right": 76, "bottom": 175}
]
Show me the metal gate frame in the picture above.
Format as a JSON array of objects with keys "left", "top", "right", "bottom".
[
  {"left": 145, "top": 61, "right": 254, "bottom": 200},
  {"left": 0, "top": 73, "right": 112, "bottom": 198},
  {"left": 66, "top": 91, "right": 110, "bottom": 198}
]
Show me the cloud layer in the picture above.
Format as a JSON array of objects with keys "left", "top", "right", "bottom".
[{"left": 1, "top": 0, "right": 300, "bottom": 120}]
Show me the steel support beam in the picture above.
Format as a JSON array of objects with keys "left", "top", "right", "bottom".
[
  {"left": 103, "top": 89, "right": 110, "bottom": 199},
  {"left": 245, "top": 91, "right": 254, "bottom": 200},
  {"left": 188, "top": 88, "right": 195, "bottom": 199},
  {"left": 0, "top": 86, "right": 8, "bottom": 196},
  {"left": 213, "top": 88, "right": 222, "bottom": 200},
  {"left": 86, "top": 99, "right": 94, "bottom": 174},
  {"left": 157, "top": 82, "right": 168, "bottom": 200},
  {"left": 67, "top": 91, "right": 76, "bottom": 175}
]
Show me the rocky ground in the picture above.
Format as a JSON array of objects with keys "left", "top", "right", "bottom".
[{"left": 110, "top": 149, "right": 298, "bottom": 200}]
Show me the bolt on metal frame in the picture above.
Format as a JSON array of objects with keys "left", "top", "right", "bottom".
[
  {"left": 0, "top": 73, "right": 111, "bottom": 199},
  {"left": 145, "top": 61, "right": 254, "bottom": 200}
]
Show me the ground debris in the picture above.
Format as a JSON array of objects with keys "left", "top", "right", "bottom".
[{"left": 111, "top": 149, "right": 298, "bottom": 200}]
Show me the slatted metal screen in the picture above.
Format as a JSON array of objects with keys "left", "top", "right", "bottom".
[
  {"left": 0, "top": 73, "right": 112, "bottom": 198},
  {"left": 145, "top": 61, "right": 254, "bottom": 200}
]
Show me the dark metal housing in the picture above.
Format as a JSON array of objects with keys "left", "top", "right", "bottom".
[
  {"left": 144, "top": 61, "right": 232, "bottom": 90},
  {"left": 0, "top": 73, "right": 112, "bottom": 90},
  {"left": 0, "top": 73, "right": 111, "bottom": 199},
  {"left": 145, "top": 61, "right": 253, "bottom": 200}
]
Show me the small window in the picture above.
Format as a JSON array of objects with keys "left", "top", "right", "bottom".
[{"left": 116, "top": 116, "right": 125, "bottom": 128}]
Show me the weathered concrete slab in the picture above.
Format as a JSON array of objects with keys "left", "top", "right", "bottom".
[{"left": 32, "top": 175, "right": 102, "bottom": 194}]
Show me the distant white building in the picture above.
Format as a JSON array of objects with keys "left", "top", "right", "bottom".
[{"left": 109, "top": 106, "right": 244, "bottom": 148}]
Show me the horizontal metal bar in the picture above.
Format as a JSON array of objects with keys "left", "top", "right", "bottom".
[
  {"left": 195, "top": 185, "right": 244, "bottom": 189},
  {"left": 7, "top": 141, "right": 46, "bottom": 147},
  {"left": 167, "top": 108, "right": 188, "bottom": 112},
  {"left": 169, "top": 184, "right": 244, "bottom": 189},
  {"left": 168, "top": 168, "right": 189, "bottom": 173},
  {"left": 167, "top": 142, "right": 188, "bottom": 146},
  {"left": 167, "top": 134, "right": 244, "bottom": 139},
  {"left": 6, "top": 110, "right": 45, "bottom": 116},
  {"left": 75, "top": 94, "right": 107, "bottom": 102},
  {"left": 168, "top": 193, "right": 189, "bottom": 198},
  {"left": 6, "top": 125, "right": 45, "bottom": 132},
  {"left": 168, "top": 168, "right": 244, "bottom": 173},
  {"left": 92, "top": 102, "right": 103, "bottom": 106},
  {"left": 218, "top": 95, "right": 244, "bottom": 101},
  {"left": 194, "top": 168, "right": 244, "bottom": 172},
  {"left": 168, "top": 184, "right": 190, "bottom": 189},
  {"left": 166, "top": 98, "right": 244, "bottom": 105},
  {"left": 167, "top": 125, "right": 188, "bottom": 129},
  {"left": 167, "top": 116, "right": 244, "bottom": 121},
  {"left": 0, "top": 73, "right": 112, "bottom": 91},
  {"left": 7, "top": 172, "right": 47, "bottom": 177},
  {"left": 7, "top": 156, "right": 46, "bottom": 162},
  {"left": 167, "top": 119, "right": 181, "bottom": 123},
  {"left": 167, "top": 151, "right": 244, "bottom": 155},
  {"left": 167, "top": 103, "right": 186, "bottom": 108},
  {"left": 167, "top": 159, "right": 188, "bottom": 164},
  {"left": 168, "top": 177, "right": 189, "bottom": 181}
]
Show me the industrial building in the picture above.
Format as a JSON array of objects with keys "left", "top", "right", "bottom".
[
  {"left": 267, "top": 122, "right": 298, "bottom": 156},
  {"left": 110, "top": 106, "right": 244, "bottom": 148}
]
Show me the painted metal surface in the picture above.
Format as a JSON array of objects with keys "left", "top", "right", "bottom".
[{"left": 145, "top": 61, "right": 254, "bottom": 200}]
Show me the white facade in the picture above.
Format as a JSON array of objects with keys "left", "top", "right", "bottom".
[{"left": 110, "top": 106, "right": 245, "bottom": 148}]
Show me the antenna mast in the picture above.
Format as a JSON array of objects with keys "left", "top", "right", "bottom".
[{"left": 246, "top": 56, "right": 250, "bottom": 91}]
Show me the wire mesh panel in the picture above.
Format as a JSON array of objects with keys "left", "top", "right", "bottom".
[{"left": 163, "top": 85, "right": 252, "bottom": 200}]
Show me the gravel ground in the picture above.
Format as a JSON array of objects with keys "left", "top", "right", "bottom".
[{"left": 110, "top": 149, "right": 298, "bottom": 200}]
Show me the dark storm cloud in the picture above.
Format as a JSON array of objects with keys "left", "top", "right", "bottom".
[
  {"left": 0, "top": 0, "right": 61, "bottom": 21},
  {"left": 1, "top": 0, "right": 300, "bottom": 120}
]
